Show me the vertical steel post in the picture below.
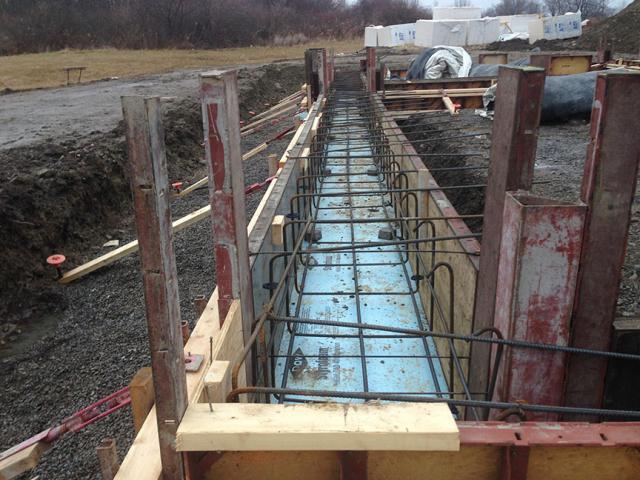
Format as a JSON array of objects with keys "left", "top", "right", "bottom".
[
  {"left": 122, "top": 96, "right": 188, "bottom": 480},
  {"left": 563, "top": 72, "right": 640, "bottom": 417},
  {"left": 200, "top": 70, "right": 255, "bottom": 377},
  {"left": 491, "top": 193, "right": 585, "bottom": 421},
  {"left": 469, "top": 67, "right": 545, "bottom": 416},
  {"left": 366, "top": 47, "right": 376, "bottom": 92}
]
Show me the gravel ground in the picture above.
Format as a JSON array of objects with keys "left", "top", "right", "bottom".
[{"left": 0, "top": 64, "right": 303, "bottom": 480}]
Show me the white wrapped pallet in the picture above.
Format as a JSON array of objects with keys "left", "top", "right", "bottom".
[
  {"left": 415, "top": 20, "right": 468, "bottom": 47},
  {"left": 528, "top": 17, "right": 557, "bottom": 42},
  {"left": 555, "top": 12, "right": 582, "bottom": 39},
  {"left": 466, "top": 17, "right": 500, "bottom": 45},
  {"left": 499, "top": 14, "right": 540, "bottom": 34},
  {"left": 377, "top": 26, "right": 393, "bottom": 47},
  {"left": 364, "top": 25, "right": 383, "bottom": 47},
  {"left": 434, "top": 20, "right": 468, "bottom": 46},
  {"left": 433, "top": 7, "right": 481, "bottom": 20},
  {"left": 528, "top": 13, "right": 581, "bottom": 43},
  {"left": 388, "top": 23, "right": 416, "bottom": 46},
  {"left": 415, "top": 19, "right": 434, "bottom": 47}
]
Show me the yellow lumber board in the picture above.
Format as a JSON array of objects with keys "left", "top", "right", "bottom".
[
  {"left": 442, "top": 96, "right": 459, "bottom": 116},
  {"left": 0, "top": 442, "right": 50, "bottom": 480},
  {"left": 176, "top": 403, "right": 459, "bottom": 452},
  {"left": 271, "top": 215, "right": 286, "bottom": 246},
  {"left": 199, "top": 360, "right": 231, "bottom": 403},
  {"left": 59, "top": 205, "right": 210, "bottom": 284},
  {"left": 115, "top": 294, "right": 247, "bottom": 480},
  {"left": 129, "top": 366, "right": 154, "bottom": 433}
]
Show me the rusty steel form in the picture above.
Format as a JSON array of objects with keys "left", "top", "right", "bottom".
[
  {"left": 470, "top": 66, "right": 546, "bottom": 417},
  {"left": 122, "top": 96, "right": 188, "bottom": 480},
  {"left": 201, "top": 70, "right": 255, "bottom": 332},
  {"left": 563, "top": 72, "right": 640, "bottom": 418}
]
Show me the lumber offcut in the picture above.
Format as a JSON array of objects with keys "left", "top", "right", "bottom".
[{"left": 176, "top": 403, "right": 459, "bottom": 452}]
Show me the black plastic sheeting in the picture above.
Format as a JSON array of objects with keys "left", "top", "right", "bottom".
[{"left": 471, "top": 61, "right": 624, "bottom": 123}]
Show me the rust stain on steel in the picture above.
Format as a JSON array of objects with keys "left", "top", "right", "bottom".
[{"left": 491, "top": 193, "right": 585, "bottom": 421}]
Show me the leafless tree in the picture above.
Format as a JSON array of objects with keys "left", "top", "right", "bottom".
[
  {"left": 544, "top": 0, "right": 612, "bottom": 17},
  {"left": 484, "top": 0, "right": 541, "bottom": 16}
]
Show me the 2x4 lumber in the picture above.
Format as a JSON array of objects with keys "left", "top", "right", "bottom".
[
  {"left": 121, "top": 95, "right": 188, "bottom": 479},
  {"left": 271, "top": 215, "right": 285, "bottom": 246},
  {"left": 201, "top": 70, "right": 255, "bottom": 387},
  {"left": 469, "top": 66, "right": 545, "bottom": 419},
  {"left": 59, "top": 205, "right": 209, "bottom": 284},
  {"left": 176, "top": 403, "right": 459, "bottom": 452},
  {"left": 0, "top": 442, "right": 50, "bottom": 480},
  {"left": 200, "top": 360, "right": 231, "bottom": 403},
  {"left": 178, "top": 140, "right": 277, "bottom": 199},
  {"left": 442, "top": 96, "right": 458, "bottom": 115},
  {"left": 129, "top": 367, "right": 155, "bottom": 433},
  {"left": 383, "top": 88, "right": 488, "bottom": 97},
  {"left": 563, "top": 72, "right": 640, "bottom": 418}
]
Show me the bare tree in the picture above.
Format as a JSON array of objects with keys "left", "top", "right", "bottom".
[
  {"left": 484, "top": 0, "right": 541, "bottom": 16},
  {"left": 544, "top": 0, "right": 612, "bottom": 17}
]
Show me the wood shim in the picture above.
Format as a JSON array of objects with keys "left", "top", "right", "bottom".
[{"left": 176, "top": 403, "right": 459, "bottom": 452}]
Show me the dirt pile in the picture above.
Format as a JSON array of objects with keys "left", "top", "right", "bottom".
[
  {"left": 576, "top": 0, "right": 640, "bottom": 52},
  {"left": 0, "top": 63, "right": 303, "bottom": 334}
]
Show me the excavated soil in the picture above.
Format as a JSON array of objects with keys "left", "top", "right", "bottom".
[{"left": 0, "top": 63, "right": 303, "bottom": 479}]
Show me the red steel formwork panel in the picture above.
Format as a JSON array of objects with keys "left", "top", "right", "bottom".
[
  {"left": 564, "top": 72, "right": 640, "bottom": 417},
  {"left": 201, "top": 71, "right": 255, "bottom": 333},
  {"left": 470, "top": 67, "right": 545, "bottom": 413},
  {"left": 492, "top": 193, "right": 585, "bottom": 421}
]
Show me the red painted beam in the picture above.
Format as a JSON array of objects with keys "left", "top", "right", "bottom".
[
  {"left": 122, "top": 96, "right": 188, "bottom": 479},
  {"left": 564, "top": 72, "right": 640, "bottom": 418},
  {"left": 200, "top": 70, "right": 255, "bottom": 336},
  {"left": 458, "top": 421, "right": 640, "bottom": 446},
  {"left": 470, "top": 67, "right": 546, "bottom": 417},
  {"left": 366, "top": 47, "right": 376, "bottom": 92},
  {"left": 491, "top": 193, "right": 585, "bottom": 421}
]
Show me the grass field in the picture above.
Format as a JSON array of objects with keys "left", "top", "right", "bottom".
[{"left": 0, "top": 39, "right": 362, "bottom": 91}]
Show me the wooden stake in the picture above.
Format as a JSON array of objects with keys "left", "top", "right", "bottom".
[
  {"left": 97, "top": 438, "right": 120, "bottom": 480},
  {"left": 267, "top": 154, "right": 278, "bottom": 176},
  {"left": 122, "top": 95, "right": 188, "bottom": 479},
  {"left": 129, "top": 367, "right": 155, "bottom": 433}
]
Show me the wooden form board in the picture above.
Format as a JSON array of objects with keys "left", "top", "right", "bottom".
[
  {"left": 197, "top": 445, "right": 640, "bottom": 480},
  {"left": 374, "top": 94, "right": 481, "bottom": 408},
  {"left": 382, "top": 78, "right": 494, "bottom": 112},
  {"left": 529, "top": 54, "right": 593, "bottom": 76},
  {"left": 176, "top": 403, "right": 459, "bottom": 452}
]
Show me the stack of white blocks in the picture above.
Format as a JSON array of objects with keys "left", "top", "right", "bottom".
[
  {"left": 364, "top": 23, "right": 416, "bottom": 47},
  {"left": 528, "top": 12, "right": 582, "bottom": 43},
  {"left": 415, "top": 18, "right": 500, "bottom": 47}
]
